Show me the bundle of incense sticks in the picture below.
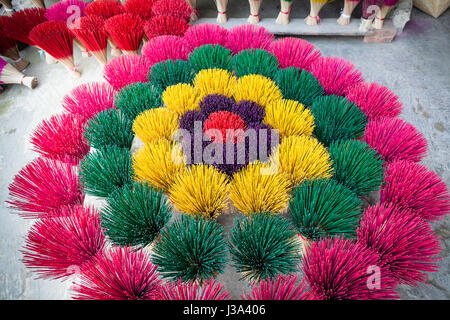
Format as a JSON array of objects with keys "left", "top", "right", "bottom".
[{"left": 0, "top": 57, "right": 37, "bottom": 89}]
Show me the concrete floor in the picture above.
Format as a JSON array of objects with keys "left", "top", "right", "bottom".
[{"left": 0, "top": 6, "right": 449, "bottom": 299}]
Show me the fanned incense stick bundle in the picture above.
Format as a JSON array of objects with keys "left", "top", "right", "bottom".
[
  {"left": 30, "top": 113, "right": 89, "bottom": 165},
  {"left": 144, "top": 16, "right": 189, "bottom": 39},
  {"left": 2, "top": 8, "right": 47, "bottom": 46},
  {"left": 0, "top": 17, "right": 30, "bottom": 71},
  {"left": 72, "top": 247, "right": 160, "bottom": 300},
  {"left": 152, "top": 0, "right": 192, "bottom": 22},
  {"left": 7, "top": 157, "right": 85, "bottom": 218},
  {"left": 242, "top": 275, "right": 313, "bottom": 300},
  {"left": 183, "top": 23, "right": 229, "bottom": 51},
  {"left": 0, "top": 58, "right": 37, "bottom": 89},
  {"left": 71, "top": 16, "right": 109, "bottom": 66},
  {"left": 63, "top": 82, "right": 116, "bottom": 120},
  {"left": 29, "top": 21, "right": 81, "bottom": 78},
  {"left": 22, "top": 206, "right": 106, "bottom": 280},
  {"left": 85, "top": 0, "right": 125, "bottom": 19},
  {"left": 158, "top": 280, "right": 231, "bottom": 300},
  {"left": 85, "top": 0, "right": 125, "bottom": 57},
  {"left": 105, "top": 13, "right": 144, "bottom": 55},
  {"left": 124, "top": 0, "right": 156, "bottom": 20},
  {"left": 46, "top": 0, "right": 90, "bottom": 57}
]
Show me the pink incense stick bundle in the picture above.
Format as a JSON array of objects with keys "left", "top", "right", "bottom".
[
  {"left": 269, "top": 37, "right": 321, "bottom": 71},
  {"left": 380, "top": 160, "right": 450, "bottom": 221},
  {"left": 63, "top": 82, "right": 117, "bottom": 120},
  {"left": 183, "top": 23, "right": 229, "bottom": 51},
  {"left": 310, "top": 56, "right": 363, "bottom": 96},
  {"left": 157, "top": 279, "right": 231, "bottom": 300},
  {"left": 2, "top": 8, "right": 47, "bottom": 46},
  {"left": 85, "top": 0, "right": 125, "bottom": 19},
  {"left": 151, "top": 0, "right": 193, "bottom": 22},
  {"left": 0, "top": 57, "right": 37, "bottom": 89},
  {"left": 7, "top": 157, "right": 85, "bottom": 219},
  {"left": 72, "top": 247, "right": 161, "bottom": 300},
  {"left": 104, "top": 54, "right": 150, "bottom": 91},
  {"left": 104, "top": 13, "right": 145, "bottom": 55},
  {"left": 345, "top": 82, "right": 403, "bottom": 120},
  {"left": 22, "top": 206, "right": 106, "bottom": 280},
  {"left": 45, "top": 0, "right": 88, "bottom": 22},
  {"left": 227, "top": 25, "right": 274, "bottom": 54},
  {"left": 242, "top": 275, "right": 314, "bottom": 300},
  {"left": 141, "top": 35, "right": 189, "bottom": 67},
  {"left": 29, "top": 21, "right": 81, "bottom": 78},
  {"left": 71, "top": 15, "right": 109, "bottom": 66},
  {"left": 124, "top": 0, "right": 156, "bottom": 20},
  {"left": 357, "top": 203, "right": 441, "bottom": 286},
  {"left": 303, "top": 236, "right": 399, "bottom": 300},
  {"left": 364, "top": 117, "right": 427, "bottom": 163},
  {"left": 144, "top": 15, "right": 190, "bottom": 39},
  {"left": 30, "top": 113, "right": 90, "bottom": 165}
]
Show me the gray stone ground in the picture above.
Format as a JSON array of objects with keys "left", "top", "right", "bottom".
[{"left": 0, "top": 1, "right": 449, "bottom": 299}]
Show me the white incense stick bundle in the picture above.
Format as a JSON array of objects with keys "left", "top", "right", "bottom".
[
  {"left": 248, "top": 0, "right": 263, "bottom": 24},
  {"left": 216, "top": 0, "right": 228, "bottom": 24},
  {"left": 187, "top": 0, "right": 199, "bottom": 21},
  {"left": 337, "top": 0, "right": 360, "bottom": 25},
  {"left": 373, "top": 4, "right": 395, "bottom": 29},
  {"left": 276, "top": 0, "right": 294, "bottom": 25},
  {"left": 0, "top": 58, "right": 38, "bottom": 89},
  {"left": 305, "top": 0, "right": 327, "bottom": 26},
  {"left": 30, "top": 0, "right": 46, "bottom": 9}
]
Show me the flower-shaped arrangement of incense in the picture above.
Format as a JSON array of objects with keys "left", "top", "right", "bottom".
[{"left": 8, "top": 23, "right": 449, "bottom": 300}]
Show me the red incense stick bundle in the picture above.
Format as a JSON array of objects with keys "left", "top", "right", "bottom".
[
  {"left": 104, "top": 13, "right": 145, "bottom": 55},
  {"left": 71, "top": 16, "right": 109, "bottom": 66},
  {"left": 85, "top": 0, "right": 125, "bottom": 18},
  {"left": 2, "top": 8, "right": 47, "bottom": 46},
  {"left": 151, "top": 0, "right": 192, "bottom": 22},
  {"left": 0, "top": 17, "right": 30, "bottom": 71},
  {"left": 85, "top": 0, "right": 125, "bottom": 57},
  {"left": 144, "top": 15, "right": 190, "bottom": 39},
  {"left": 45, "top": 0, "right": 90, "bottom": 57},
  {"left": 124, "top": 0, "right": 156, "bottom": 20},
  {"left": 29, "top": 21, "right": 81, "bottom": 78}
]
